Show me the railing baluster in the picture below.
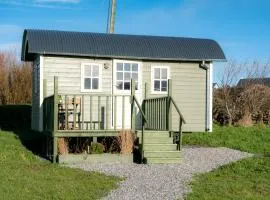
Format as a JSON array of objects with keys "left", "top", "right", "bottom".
[
  {"left": 81, "top": 95, "right": 84, "bottom": 130},
  {"left": 73, "top": 95, "right": 76, "bottom": 130},
  {"left": 106, "top": 96, "right": 109, "bottom": 129},
  {"left": 90, "top": 96, "right": 92, "bottom": 130},
  {"left": 98, "top": 96, "right": 101, "bottom": 129},
  {"left": 65, "top": 95, "right": 68, "bottom": 130}
]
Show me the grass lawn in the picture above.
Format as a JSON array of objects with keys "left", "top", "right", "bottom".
[
  {"left": 0, "top": 130, "right": 120, "bottom": 200},
  {"left": 183, "top": 125, "right": 270, "bottom": 200}
]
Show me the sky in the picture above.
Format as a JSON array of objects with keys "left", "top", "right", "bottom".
[{"left": 1, "top": 0, "right": 270, "bottom": 82}]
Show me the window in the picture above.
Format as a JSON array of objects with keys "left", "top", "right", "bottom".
[
  {"left": 81, "top": 63, "right": 101, "bottom": 91},
  {"left": 152, "top": 66, "right": 169, "bottom": 93},
  {"left": 116, "top": 61, "right": 139, "bottom": 90}
]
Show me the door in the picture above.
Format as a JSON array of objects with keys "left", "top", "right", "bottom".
[{"left": 113, "top": 59, "right": 142, "bottom": 129}]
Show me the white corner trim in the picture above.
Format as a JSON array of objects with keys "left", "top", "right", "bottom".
[
  {"left": 150, "top": 65, "right": 171, "bottom": 94},
  {"left": 208, "top": 63, "right": 213, "bottom": 132},
  {"left": 39, "top": 55, "right": 44, "bottom": 132}
]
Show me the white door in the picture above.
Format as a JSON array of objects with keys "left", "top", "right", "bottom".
[{"left": 113, "top": 59, "right": 142, "bottom": 129}]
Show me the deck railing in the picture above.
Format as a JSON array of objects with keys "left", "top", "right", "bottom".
[
  {"left": 143, "top": 96, "right": 168, "bottom": 130},
  {"left": 143, "top": 79, "right": 186, "bottom": 150},
  {"left": 43, "top": 77, "right": 131, "bottom": 133}
]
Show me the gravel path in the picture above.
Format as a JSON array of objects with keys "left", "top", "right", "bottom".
[{"left": 67, "top": 146, "right": 252, "bottom": 200}]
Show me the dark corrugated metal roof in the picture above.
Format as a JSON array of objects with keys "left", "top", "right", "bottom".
[
  {"left": 21, "top": 29, "right": 226, "bottom": 61},
  {"left": 237, "top": 78, "right": 270, "bottom": 87}
]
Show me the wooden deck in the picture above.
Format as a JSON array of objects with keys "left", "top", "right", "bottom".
[{"left": 42, "top": 77, "right": 185, "bottom": 163}]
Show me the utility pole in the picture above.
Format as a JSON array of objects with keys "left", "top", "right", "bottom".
[{"left": 107, "top": 0, "right": 116, "bottom": 33}]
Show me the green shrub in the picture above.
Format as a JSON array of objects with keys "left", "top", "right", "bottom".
[
  {"left": 0, "top": 104, "right": 31, "bottom": 130},
  {"left": 90, "top": 143, "right": 104, "bottom": 154}
]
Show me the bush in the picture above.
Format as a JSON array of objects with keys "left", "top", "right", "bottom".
[
  {"left": 0, "top": 104, "right": 31, "bottom": 130},
  {"left": 90, "top": 143, "right": 104, "bottom": 154}
]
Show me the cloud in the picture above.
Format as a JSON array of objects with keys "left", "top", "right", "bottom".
[{"left": 34, "top": 0, "right": 80, "bottom": 3}]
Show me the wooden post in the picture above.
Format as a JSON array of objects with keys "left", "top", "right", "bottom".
[
  {"left": 131, "top": 79, "right": 136, "bottom": 133},
  {"left": 106, "top": 96, "right": 109, "bottom": 129},
  {"left": 90, "top": 96, "right": 92, "bottom": 130},
  {"left": 65, "top": 95, "right": 68, "bottom": 130},
  {"left": 167, "top": 79, "right": 172, "bottom": 132},
  {"left": 53, "top": 76, "right": 59, "bottom": 163},
  {"left": 81, "top": 95, "right": 84, "bottom": 130},
  {"left": 73, "top": 95, "right": 76, "bottom": 129}
]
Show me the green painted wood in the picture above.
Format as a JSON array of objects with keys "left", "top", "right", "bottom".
[
  {"left": 98, "top": 96, "right": 101, "bottom": 129},
  {"left": 53, "top": 76, "right": 58, "bottom": 133},
  {"left": 81, "top": 95, "right": 84, "bottom": 130},
  {"left": 90, "top": 96, "right": 92, "bottom": 130},
  {"left": 106, "top": 96, "right": 109, "bottom": 129},
  {"left": 55, "top": 130, "right": 119, "bottom": 137},
  {"left": 146, "top": 157, "right": 182, "bottom": 164},
  {"left": 144, "top": 151, "right": 182, "bottom": 158},
  {"left": 168, "top": 79, "right": 172, "bottom": 131},
  {"left": 131, "top": 79, "right": 136, "bottom": 132},
  {"left": 65, "top": 95, "right": 68, "bottom": 130},
  {"left": 73, "top": 95, "right": 76, "bottom": 129}
]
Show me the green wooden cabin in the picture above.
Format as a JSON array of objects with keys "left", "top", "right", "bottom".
[{"left": 21, "top": 29, "right": 226, "bottom": 163}]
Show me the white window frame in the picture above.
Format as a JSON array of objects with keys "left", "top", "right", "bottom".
[
  {"left": 113, "top": 59, "right": 142, "bottom": 94},
  {"left": 81, "top": 63, "right": 102, "bottom": 92},
  {"left": 151, "top": 66, "right": 170, "bottom": 94}
]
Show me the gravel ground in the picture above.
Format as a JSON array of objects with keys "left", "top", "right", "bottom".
[{"left": 67, "top": 146, "right": 253, "bottom": 200}]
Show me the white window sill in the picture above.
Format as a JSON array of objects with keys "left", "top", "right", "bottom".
[{"left": 151, "top": 91, "right": 168, "bottom": 95}]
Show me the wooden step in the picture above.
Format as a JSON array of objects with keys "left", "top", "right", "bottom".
[
  {"left": 145, "top": 157, "right": 183, "bottom": 164},
  {"left": 144, "top": 150, "right": 182, "bottom": 158},
  {"left": 144, "top": 144, "right": 177, "bottom": 151},
  {"left": 139, "top": 137, "right": 173, "bottom": 144}
]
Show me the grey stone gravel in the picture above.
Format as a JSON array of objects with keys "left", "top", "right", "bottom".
[{"left": 67, "top": 146, "right": 253, "bottom": 200}]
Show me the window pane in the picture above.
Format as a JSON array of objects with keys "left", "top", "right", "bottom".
[
  {"left": 92, "top": 65, "right": 99, "bottom": 77},
  {"left": 117, "top": 72, "right": 123, "bottom": 80},
  {"left": 124, "top": 82, "right": 130, "bottom": 90},
  {"left": 154, "top": 80, "right": 160, "bottom": 91},
  {"left": 92, "top": 78, "right": 99, "bottom": 89},
  {"left": 116, "top": 81, "right": 123, "bottom": 90},
  {"left": 131, "top": 73, "right": 138, "bottom": 81},
  {"left": 84, "top": 65, "right": 91, "bottom": 76},
  {"left": 161, "top": 81, "right": 167, "bottom": 91},
  {"left": 124, "top": 63, "right": 130, "bottom": 71},
  {"left": 117, "top": 63, "right": 123, "bottom": 71},
  {"left": 124, "top": 72, "right": 131, "bottom": 80},
  {"left": 132, "top": 63, "right": 138, "bottom": 72},
  {"left": 161, "top": 68, "right": 167, "bottom": 79},
  {"left": 84, "top": 78, "right": 91, "bottom": 89},
  {"left": 154, "top": 68, "right": 160, "bottom": 79}
]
